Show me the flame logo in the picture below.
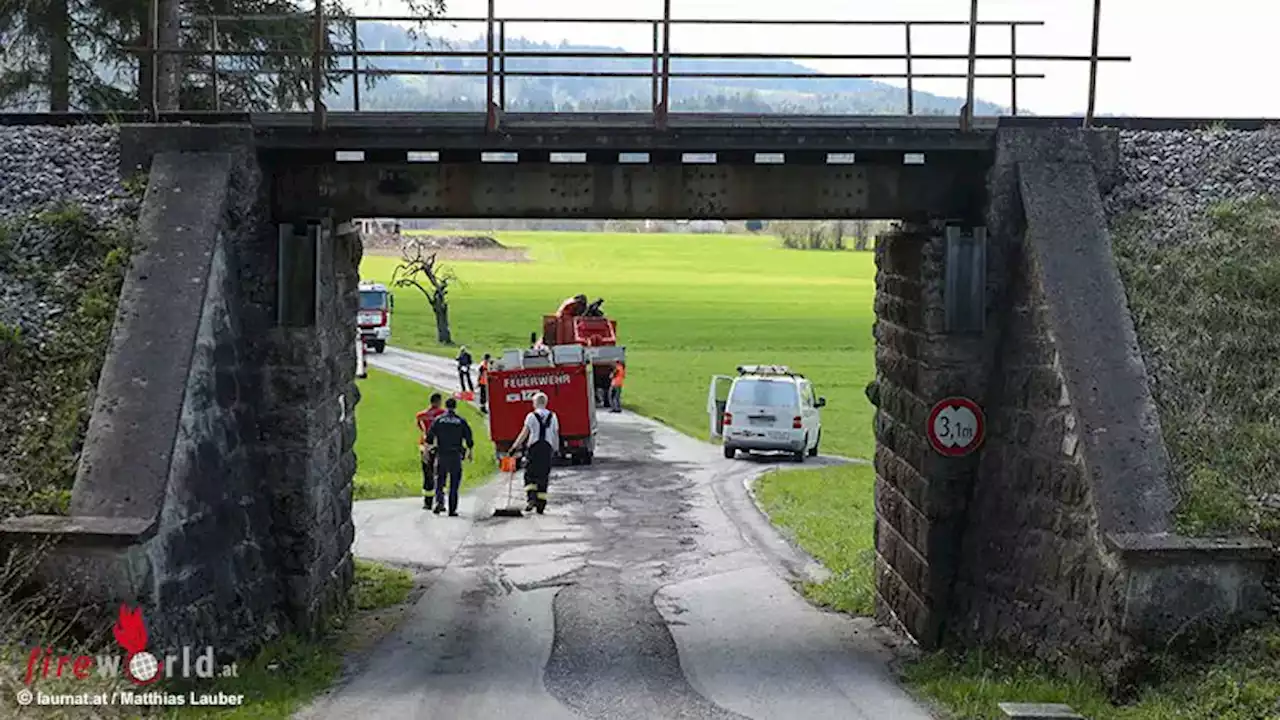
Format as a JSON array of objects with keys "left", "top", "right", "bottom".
[{"left": 113, "top": 605, "right": 148, "bottom": 654}]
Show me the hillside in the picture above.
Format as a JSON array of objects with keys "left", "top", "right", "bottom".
[{"left": 322, "top": 22, "right": 1008, "bottom": 115}]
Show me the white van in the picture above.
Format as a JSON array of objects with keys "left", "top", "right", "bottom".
[{"left": 708, "top": 365, "right": 825, "bottom": 462}]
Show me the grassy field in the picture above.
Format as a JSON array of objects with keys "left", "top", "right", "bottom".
[
  {"left": 353, "top": 368, "right": 498, "bottom": 500},
  {"left": 753, "top": 464, "right": 878, "bottom": 615},
  {"left": 362, "top": 231, "right": 878, "bottom": 459},
  {"left": 904, "top": 621, "right": 1280, "bottom": 719}
]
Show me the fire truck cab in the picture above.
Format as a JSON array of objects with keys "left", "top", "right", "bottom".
[{"left": 357, "top": 281, "right": 393, "bottom": 353}]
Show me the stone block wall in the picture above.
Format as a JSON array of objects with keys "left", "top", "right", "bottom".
[
  {"left": 137, "top": 179, "right": 283, "bottom": 652},
  {"left": 872, "top": 127, "right": 1273, "bottom": 678},
  {"left": 0, "top": 126, "right": 362, "bottom": 660},
  {"left": 256, "top": 219, "right": 360, "bottom": 629},
  {"left": 870, "top": 220, "right": 1009, "bottom": 647},
  {"left": 947, "top": 244, "right": 1130, "bottom": 672}
]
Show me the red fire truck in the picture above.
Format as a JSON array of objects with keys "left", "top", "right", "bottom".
[{"left": 486, "top": 345, "right": 598, "bottom": 465}]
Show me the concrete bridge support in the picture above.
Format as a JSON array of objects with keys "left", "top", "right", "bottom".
[
  {"left": 869, "top": 128, "right": 1273, "bottom": 680},
  {"left": 0, "top": 131, "right": 361, "bottom": 656},
  {"left": 0, "top": 119, "right": 1271, "bottom": 675}
]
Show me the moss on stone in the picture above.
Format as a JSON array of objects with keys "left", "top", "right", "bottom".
[
  {"left": 1113, "top": 195, "right": 1280, "bottom": 541},
  {"left": 0, "top": 198, "right": 139, "bottom": 518}
]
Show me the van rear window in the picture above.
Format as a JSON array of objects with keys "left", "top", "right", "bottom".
[{"left": 730, "top": 379, "right": 798, "bottom": 407}]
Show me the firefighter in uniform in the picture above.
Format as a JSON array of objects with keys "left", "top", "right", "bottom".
[
  {"left": 425, "top": 398, "right": 475, "bottom": 516},
  {"left": 511, "top": 392, "right": 560, "bottom": 514},
  {"left": 416, "top": 393, "right": 446, "bottom": 510},
  {"left": 477, "top": 353, "right": 491, "bottom": 413}
]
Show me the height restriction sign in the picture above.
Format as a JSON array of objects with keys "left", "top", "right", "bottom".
[{"left": 926, "top": 397, "right": 986, "bottom": 457}]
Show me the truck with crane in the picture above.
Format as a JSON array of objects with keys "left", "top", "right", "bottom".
[{"left": 540, "top": 296, "right": 625, "bottom": 407}]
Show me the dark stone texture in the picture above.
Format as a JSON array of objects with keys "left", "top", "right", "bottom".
[
  {"left": 1, "top": 126, "right": 360, "bottom": 663},
  {"left": 872, "top": 126, "right": 1272, "bottom": 681},
  {"left": 871, "top": 216, "right": 1012, "bottom": 648}
]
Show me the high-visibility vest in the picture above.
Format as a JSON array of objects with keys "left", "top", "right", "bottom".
[
  {"left": 416, "top": 407, "right": 445, "bottom": 443},
  {"left": 478, "top": 360, "right": 489, "bottom": 386},
  {"left": 611, "top": 365, "right": 626, "bottom": 388}
]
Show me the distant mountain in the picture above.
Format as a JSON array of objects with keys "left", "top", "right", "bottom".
[{"left": 320, "top": 22, "right": 1010, "bottom": 116}]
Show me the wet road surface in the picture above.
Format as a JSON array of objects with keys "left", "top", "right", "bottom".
[{"left": 296, "top": 347, "right": 935, "bottom": 720}]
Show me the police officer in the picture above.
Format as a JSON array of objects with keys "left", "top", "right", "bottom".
[
  {"left": 425, "top": 398, "right": 475, "bottom": 516},
  {"left": 511, "top": 392, "right": 560, "bottom": 514}
]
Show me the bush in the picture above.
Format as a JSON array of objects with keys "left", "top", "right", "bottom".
[{"left": 771, "top": 220, "right": 879, "bottom": 250}]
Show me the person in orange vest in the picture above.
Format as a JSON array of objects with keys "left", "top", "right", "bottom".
[
  {"left": 477, "top": 353, "right": 491, "bottom": 413},
  {"left": 608, "top": 361, "right": 625, "bottom": 413},
  {"left": 415, "top": 393, "right": 446, "bottom": 510}
]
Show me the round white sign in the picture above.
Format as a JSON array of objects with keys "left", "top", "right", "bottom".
[{"left": 931, "top": 404, "right": 979, "bottom": 450}]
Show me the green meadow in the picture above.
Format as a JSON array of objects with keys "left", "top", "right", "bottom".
[{"left": 360, "top": 231, "right": 878, "bottom": 459}]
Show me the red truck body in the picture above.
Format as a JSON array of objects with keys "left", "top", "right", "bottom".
[
  {"left": 542, "top": 314, "right": 625, "bottom": 404},
  {"left": 486, "top": 351, "right": 598, "bottom": 464}
]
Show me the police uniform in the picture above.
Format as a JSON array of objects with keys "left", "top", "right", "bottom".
[{"left": 425, "top": 409, "right": 475, "bottom": 516}]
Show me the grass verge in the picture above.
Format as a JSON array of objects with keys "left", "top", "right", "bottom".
[
  {"left": 353, "top": 367, "right": 498, "bottom": 500},
  {"left": 361, "top": 231, "right": 878, "bottom": 460},
  {"left": 753, "top": 463, "right": 877, "bottom": 616},
  {"left": 1112, "top": 196, "right": 1280, "bottom": 541},
  {"left": 903, "top": 622, "right": 1280, "bottom": 720},
  {"left": 163, "top": 560, "right": 416, "bottom": 719}
]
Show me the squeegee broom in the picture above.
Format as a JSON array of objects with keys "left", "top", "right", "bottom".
[{"left": 493, "top": 454, "right": 524, "bottom": 517}]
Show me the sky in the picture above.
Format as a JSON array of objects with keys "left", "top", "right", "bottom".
[{"left": 351, "top": 0, "right": 1279, "bottom": 117}]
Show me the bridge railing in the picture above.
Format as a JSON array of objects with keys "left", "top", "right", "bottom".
[{"left": 124, "top": 0, "right": 1127, "bottom": 131}]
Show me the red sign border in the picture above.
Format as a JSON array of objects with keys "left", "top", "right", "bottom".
[{"left": 926, "top": 396, "right": 986, "bottom": 457}]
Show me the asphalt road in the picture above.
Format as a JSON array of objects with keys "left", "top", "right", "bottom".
[{"left": 297, "top": 346, "right": 935, "bottom": 720}]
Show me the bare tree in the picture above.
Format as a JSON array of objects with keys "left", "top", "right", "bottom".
[{"left": 391, "top": 243, "right": 457, "bottom": 345}]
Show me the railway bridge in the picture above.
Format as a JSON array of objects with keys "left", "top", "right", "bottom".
[{"left": 0, "top": 2, "right": 1271, "bottom": 685}]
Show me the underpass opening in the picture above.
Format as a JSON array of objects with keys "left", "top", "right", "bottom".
[{"left": 335, "top": 202, "right": 991, "bottom": 647}]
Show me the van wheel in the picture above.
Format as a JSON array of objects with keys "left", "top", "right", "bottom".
[
  {"left": 582, "top": 452, "right": 593, "bottom": 466},
  {"left": 808, "top": 430, "right": 820, "bottom": 457},
  {"left": 374, "top": 341, "right": 386, "bottom": 354},
  {"left": 723, "top": 446, "right": 736, "bottom": 460}
]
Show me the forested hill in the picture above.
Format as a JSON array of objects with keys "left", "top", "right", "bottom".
[{"left": 329, "top": 21, "right": 1009, "bottom": 115}]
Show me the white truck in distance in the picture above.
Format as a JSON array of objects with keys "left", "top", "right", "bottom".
[{"left": 358, "top": 281, "right": 393, "bottom": 354}]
